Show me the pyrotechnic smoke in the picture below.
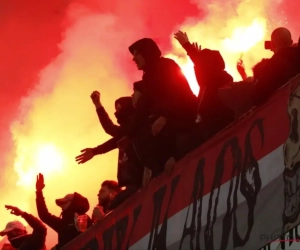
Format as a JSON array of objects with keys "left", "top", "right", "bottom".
[
  {"left": 0, "top": 0, "right": 298, "bottom": 248},
  {"left": 0, "top": 0, "right": 196, "bottom": 247},
  {"left": 168, "top": 0, "right": 289, "bottom": 95}
]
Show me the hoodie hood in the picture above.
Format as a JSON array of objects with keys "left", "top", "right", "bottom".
[
  {"left": 200, "top": 49, "right": 226, "bottom": 71},
  {"left": 115, "top": 96, "right": 133, "bottom": 109},
  {"left": 56, "top": 192, "right": 89, "bottom": 215},
  {"left": 71, "top": 192, "right": 89, "bottom": 215},
  {"left": 114, "top": 96, "right": 135, "bottom": 125},
  {"left": 133, "top": 80, "right": 143, "bottom": 92},
  {"left": 129, "top": 38, "right": 162, "bottom": 63}
]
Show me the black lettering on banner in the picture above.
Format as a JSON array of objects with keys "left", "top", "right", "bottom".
[
  {"left": 281, "top": 234, "right": 286, "bottom": 250},
  {"left": 102, "top": 204, "right": 142, "bottom": 250},
  {"left": 220, "top": 137, "right": 243, "bottom": 250},
  {"left": 102, "top": 224, "right": 115, "bottom": 250},
  {"left": 79, "top": 237, "right": 99, "bottom": 250},
  {"left": 115, "top": 216, "right": 129, "bottom": 250},
  {"left": 288, "top": 225, "right": 300, "bottom": 246},
  {"left": 148, "top": 175, "right": 181, "bottom": 250},
  {"left": 233, "top": 119, "right": 264, "bottom": 247},
  {"left": 260, "top": 244, "right": 271, "bottom": 250},
  {"left": 205, "top": 137, "right": 243, "bottom": 250},
  {"left": 125, "top": 205, "right": 142, "bottom": 249},
  {"left": 179, "top": 158, "right": 205, "bottom": 250}
]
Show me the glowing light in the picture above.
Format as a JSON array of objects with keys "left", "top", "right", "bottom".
[
  {"left": 165, "top": 54, "right": 199, "bottom": 96},
  {"left": 222, "top": 18, "right": 266, "bottom": 53},
  {"left": 14, "top": 143, "right": 64, "bottom": 187}
]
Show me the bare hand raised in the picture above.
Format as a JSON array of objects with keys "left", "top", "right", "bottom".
[
  {"left": 174, "top": 31, "right": 190, "bottom": 46},
  {"left": 36, "top": 173, "right": 45, "bottom": 191}
]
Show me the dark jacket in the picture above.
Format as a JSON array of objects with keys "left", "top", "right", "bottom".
[
  {"left": 92, "top": 97, "right": 143, "bottom": 188},
  {"left": 253, "top": 42, "right": 300, "bottom": 105},
  {"left": 36, "top": 191, "right": 91, "bottom": 249},
  {"left": 182, "top": 42, "right": 235, "bottom": 136},
  {"left": 126, "top": 38, "right": 198, "bottom": 138},
  {"left": 15, "top": 213, "right": 46, "bottom": 250}
]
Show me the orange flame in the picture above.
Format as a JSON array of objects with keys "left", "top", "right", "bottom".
[{"left": 14, "top": 143, "right": 64, "bottom": 187}]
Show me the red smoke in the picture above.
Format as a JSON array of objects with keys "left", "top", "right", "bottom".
[{"left": 0, "top": 0, "right": 299, "bottom": 248}]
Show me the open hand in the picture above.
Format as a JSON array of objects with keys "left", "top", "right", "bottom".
[
  {"left": 75, "top": 148, "right": 94, "bottom": 164},
  {"left": 36, "top": 173, "right": 45, "bottom": 191},
  {"left": 174, "top": 31, "right": 190, "bottom": 46}
]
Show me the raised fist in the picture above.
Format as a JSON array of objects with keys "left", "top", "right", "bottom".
[{"left": 90, "top": 91, "right": 101, "bottom": 107}]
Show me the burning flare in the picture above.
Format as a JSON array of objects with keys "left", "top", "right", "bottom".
[{"left": 14, "top": 143, "right": 64, "bottom": 187}]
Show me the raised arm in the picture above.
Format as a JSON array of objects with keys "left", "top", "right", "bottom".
[
  {"left": 22, "top": 212, "right": 47, "bottom": 239},
  {"left": 35, "top": 174, "right": 63, "bottom": 232},
  {"left": 174, "top": 31, "right": 201, "bottom": 64},
  {"left": 4, "top": 206, "right": 47, "bottom": 249},
  {"left": 91, "top": 91, "right": 121, "bottom": 137},
  {"left": 75, "top": 137, "right": 119, "bottom": 164}
]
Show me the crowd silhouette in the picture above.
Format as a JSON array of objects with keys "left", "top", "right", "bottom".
[{"left": 1, "top": 27, "right": 300, "bottom": 250}]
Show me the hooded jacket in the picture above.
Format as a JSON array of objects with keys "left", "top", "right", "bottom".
[
  {"left": 36, "top": 191, "right": 91, "bottom": 249},
  {"left": 126, "top": 38, "right": 198, "bottom": 138},
  {"left": 253, "top": 41, "right": 300, "bottom": 105},
  {"left": 92, "top": 96, "right": 143, "bottom": 188},
  {"left": 182, "top": 42, "right": 235, "bottom": 137}
]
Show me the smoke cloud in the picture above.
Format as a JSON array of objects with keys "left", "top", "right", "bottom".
[
  {"left": 0, "top": 0, "right": 299, "bottom": 248},
  {"left": 0, "top": 0, "right": 197, "bottom": 247}
]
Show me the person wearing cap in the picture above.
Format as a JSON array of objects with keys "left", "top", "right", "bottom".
[
  {"left": 0, "top": 205, "right": 46, "bottom": 250},
  {"left": 35, "top": 174, "right": 92, "bottom": 249}
]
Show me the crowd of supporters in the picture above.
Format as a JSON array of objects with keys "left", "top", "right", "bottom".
[{"left": 1, "top": 27, "right": 299, "bottom": 250}]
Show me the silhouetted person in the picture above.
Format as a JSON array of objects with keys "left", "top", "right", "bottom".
[
  {"left": 119, "top": 38, "right": 198, "bottom": 180},
  {"left": 253, "top": 27, "right": 300, "bottom": 105},
  {"left": 0, "top": 206, "right": 46, "bottom": 250},
  {"left": 35, "top": 174, "right": 91, "bottom": 249},
  {"left": 174, "top": 31, "right": 235, "bottom": 138},
  {"left": 76, "top": 91, "right": 144, "bottom": 206},
  {"left": 92, "top": 180, "right": 121, "bottom": 223}
]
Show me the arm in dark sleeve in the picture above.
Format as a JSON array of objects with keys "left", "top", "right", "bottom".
[
  {"left": 20, "top": 212, "right": 47, "bottom": 249},
  {"left": 22, "top": 212, "right": 47, "bottom": 238},
  {"left": 92, "top": 137, "right": 119, "bottom": 155},
  {"left": 96, "top": 106, "right": 121, "bottom": 137},
  {"left": 36, "top": 190, "right": 62, "bottom": 232}
]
